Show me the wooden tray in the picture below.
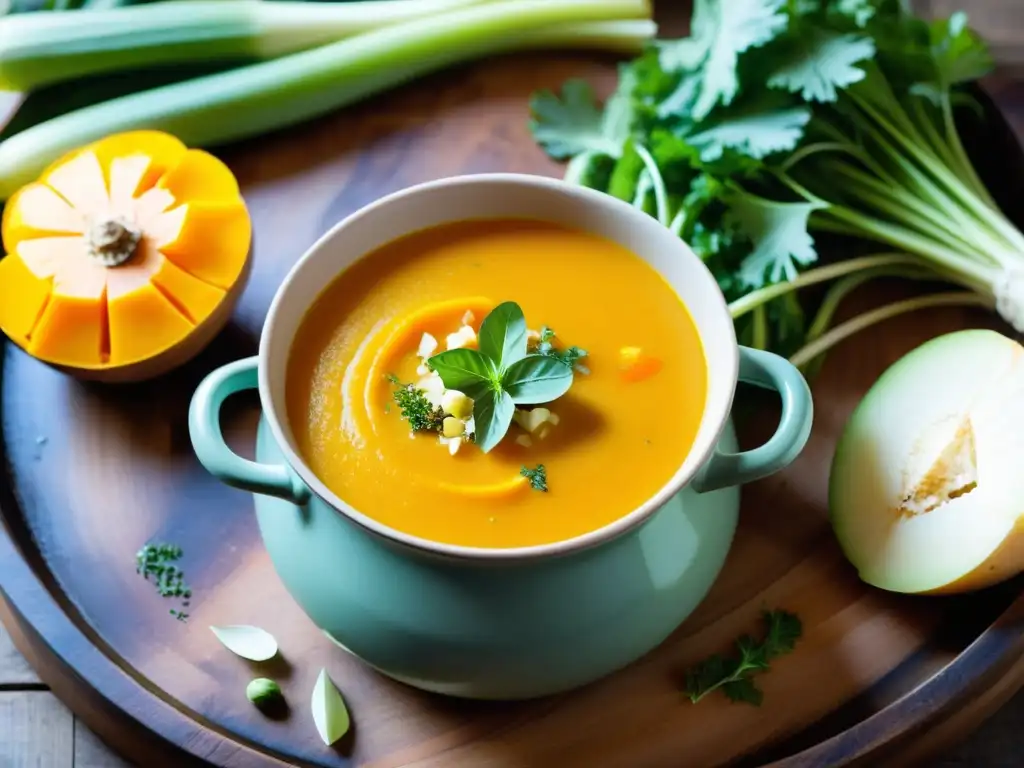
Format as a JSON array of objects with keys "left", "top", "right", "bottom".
[{"left": 5, "top": 6, "right": 1024, "bottom": 767}]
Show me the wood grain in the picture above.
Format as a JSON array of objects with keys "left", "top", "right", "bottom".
[
  {"left": 0, "top": 692, "right": 74, "bottom": 767},
  {"left": 0, "top": 624, "right": 38, "bottom": 685},
  {"left": 1, "top": 1, "right": 1024, "bottom": 767}
]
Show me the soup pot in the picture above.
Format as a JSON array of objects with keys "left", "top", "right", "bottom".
[{"left": 189, "top": 174, "right": 813, "bottom": 700}]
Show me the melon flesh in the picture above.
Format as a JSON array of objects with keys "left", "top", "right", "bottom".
[{"left": 829, "top": 329, "right": 1024, "bottom": 594}]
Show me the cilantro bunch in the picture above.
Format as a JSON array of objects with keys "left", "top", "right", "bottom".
[{"left": 531, "top": 0, "right": 1017, "bottom": 368}]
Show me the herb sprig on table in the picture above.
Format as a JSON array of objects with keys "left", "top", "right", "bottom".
[
  {"left": 530, "top": 0, "right": 1018, "bottom": 370},
  {"left": 428, "top": 302, "right": 578, "bottom": 452},
  {"left": 684, "top": 609, "right": 802, "bottom": 706}
]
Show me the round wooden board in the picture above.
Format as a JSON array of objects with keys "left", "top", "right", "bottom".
[{"left": 5, "top": 4, "right": 1024, "bottom": 766}]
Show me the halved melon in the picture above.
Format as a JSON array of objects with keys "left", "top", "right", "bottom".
[
  {"left": 829, "top": 329, "right": 1024, "bottom": 594},
  {"left": 0, "top": 130, "right": 251, "bottom": 382}
]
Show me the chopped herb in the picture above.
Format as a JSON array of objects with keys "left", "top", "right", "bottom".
[
  {"left": 520, "top": 464, "right": 548, "bottom": 492},
  {"left": 137, "top": 543, "right": 192, "bottom": 621},
  {"left": 388, "top": 376, "right": 445, "bottom": 433},
  {"left": 532, "top": 325, "right": 588, "bottom": 370},
  {"left": 683, "top": 610, "right": 802, "bottom": 706}
]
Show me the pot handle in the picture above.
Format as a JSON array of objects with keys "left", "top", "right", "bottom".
[
  {"left": 189, "top": 356, "right": 310, "bottom": 505},
  {"left": 692, "top": 347, "right": 813, "bottom": 494}
]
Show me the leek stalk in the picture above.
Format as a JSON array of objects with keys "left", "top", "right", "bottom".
[
  {"left": 0, "top": 0, "right": 504, "bottom": 91},
  {"left": 0, "top": 0, "right": 654, "bottom": 198}
]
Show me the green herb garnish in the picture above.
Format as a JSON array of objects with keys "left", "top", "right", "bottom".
[
  {"left": 533, "top": 326, "right": 588, "bottom": 370},
  {"left": 683, "top": 609, "right": 802, "bottom": 706},
  {"left": 520, "top": 464, "right": 548, "bottom": 492},
  {"left": 428, "top": 302, "right": 576, "bottom": 453},
  {"left": 388, "top": 374, "right": 445, "bottom": 433},
  {"left": 136, "top": 543, "right": 191, "bottom": 621}
]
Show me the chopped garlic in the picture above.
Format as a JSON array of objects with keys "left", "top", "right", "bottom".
[
  {"left": 417, "top": 372, "right": 445, "bottom": 409},
  {"left": 417, "top": 332, "right": 438, "bottom": 358},
  {"left": 439, "top": 436, "right": 463, "bottom": 456},
  {"left": 515, "top": 407, "right": 551, "bottom": 434},
  {"left": 446, "top": 325, "right": 477, "bottom": 350},
  {"left": 461, "top": 310, "right": 476, "bottom": 326},
  {"left": 464, "top": 416, "right": 475, "bottom": 436},
  {"left": 515, "top": 434, "right": 533, "bottom": 448},
  {"left": 547, "top": 412, "right": 560, "bottom": 426},
  {"left": 442, "top": 416, "right": 465, "bottom": 438},
  {"left": 441, "top": 390, "right": 474, "bottom": 419},
  {"left": 538, "top": 425, "right": 551, "bottom": 440},
  {"left": 416, "top": 363, "right": 430, "bottom": 377},
  {"left": 526, "top": 328, "right": 541, "bottom": 344}
]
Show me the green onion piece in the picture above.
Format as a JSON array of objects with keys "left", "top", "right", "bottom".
[
  {"left": 0, "top": 0, "right": 506, "bottom": 92},
  {"left": 0, "top": 0, "right": 653, "bottom": 199}
]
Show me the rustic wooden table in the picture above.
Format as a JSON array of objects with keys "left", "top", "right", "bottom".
[{"left": 2, "top": 1, "right": 1024, "bottom": 766}]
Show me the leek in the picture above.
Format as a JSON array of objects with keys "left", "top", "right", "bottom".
[
  {"left": 0, "top": 0, "right": 654, "bottom": 199},
  {"left": 0, "top": 0, "right": 504, "bottom": 91}
]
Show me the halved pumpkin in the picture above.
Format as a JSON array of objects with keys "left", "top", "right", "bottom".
[{"left": 0, "top": 131, "right": 251, "bottom": 382}]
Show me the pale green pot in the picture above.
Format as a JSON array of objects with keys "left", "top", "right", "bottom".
[{"left": 189, "top": 174, "right": 813, "bottom": 700}]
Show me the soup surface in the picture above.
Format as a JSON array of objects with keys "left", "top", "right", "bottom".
[{"left": 286, "top": 219, "right": 707, "bottom": 548}]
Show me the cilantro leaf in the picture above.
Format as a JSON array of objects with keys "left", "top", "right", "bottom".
[
  {"left": 472, "top": 389, "right": 515, "bottom": 454},
  {"left": 728, "top": 194, "right": 822, "bottom": 287},
  {"left": 426, "top": 348, "right": 495, "bottom": 401},
  {"left": 911, "top": 11, "right": 993, "bottom": 103},
  {"left": 683, "top": 609, "right": 802, "bottom": 706},
  {"left": 520, "top": 464, "right": 548, "bottom": 492},
  {"left": 477, "top": 300, "right": 529, "bottom": 372},
  {"left": 529, "top": 79, "right": 629, "bottom": 160},
  {"left": 768, "top": 31, "right": 876, "bottom": 102},
  {"left": 502, "top": 355, "right": 574, "bottom": 405},
  {"left": 688, "top": 106, "right": 811, "bottom": 162},
  {"left": 680, "top": 0, "right": 791, "bottom": 119}
]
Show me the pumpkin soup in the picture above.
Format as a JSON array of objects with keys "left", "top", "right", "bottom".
[{"left": 285, "top": 219, "right": 707, "bottom": 549}]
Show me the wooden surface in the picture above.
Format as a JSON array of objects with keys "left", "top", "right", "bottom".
[{"left": 4, "top": 1, "right": 1024, "bottom": 767}]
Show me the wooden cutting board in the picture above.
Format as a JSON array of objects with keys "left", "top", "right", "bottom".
[{"left": 3, "top": 2, "right": 1024, "bottom": 767}]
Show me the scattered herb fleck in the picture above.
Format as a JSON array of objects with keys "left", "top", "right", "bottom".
[
  {"left": 388, "top": 374, "right": 445, "bottom": 433},
  {"left": 520, "top": 464, "right": 548, "bottom": 492},
  {"left": 136, "top": 543, "right": 192, "bottom": 621},
  {"left": 532, "top": 326, "right": 588, "bottom": 370},
  {"left": 683, "top": 610, "right": 802, "bottom": 706}
]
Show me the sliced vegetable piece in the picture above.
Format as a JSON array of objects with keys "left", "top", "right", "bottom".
[
  {"left": 28, "top": 293, "right": 105, "bottom": 368},
  {"left": 107, "top": 284, "right": 195, "bottom": 365},
  {"left": 157, "top": 149, "right": 240, "bottom": 205},
  {"left": 39, "top": 150, "right": 110, "bottom": 218},
  {"left": 88, "top": 130, "right": 188, "bottom": 193},
  {"left": 0, "top": 255, "right": 50, "bottom": 343},
  {"left": 619, "top": 346, "right": 662, "bottom": 383},
  {"left": 16, "top": 236, "right": 86, "bottom": 279},
  {"left": 150, "top": 256, "right": 227, "bottom": 325},
  {"left": 2, "top": 183, "right": 83, "bottom": 250},
  {"left": 156, "top": 200, "right": 251, "bottom": 288},
  {"left": 108, "top": 154, "right": 157, "bottom": 210},
  {"left": 210, "top": 625, "right": 280, "bottom": 662},
  {"left": 311, "top": 669, "right": 350, "bottom": 746},
  {"left": 830, "top": 329, "right": 1024, "bottom": 595}
]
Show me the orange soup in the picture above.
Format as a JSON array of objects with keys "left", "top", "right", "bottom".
[{"left": 285, "top": 219, "right": 707, "bottom": 549}]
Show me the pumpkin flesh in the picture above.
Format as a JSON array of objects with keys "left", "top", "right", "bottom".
[{"left": 0, "top": 131, "right": 251, "bottom": 375}]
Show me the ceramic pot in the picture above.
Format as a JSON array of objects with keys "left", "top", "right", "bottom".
[{"left": 189, "top": 174, "right": 813, "bottom": 700}]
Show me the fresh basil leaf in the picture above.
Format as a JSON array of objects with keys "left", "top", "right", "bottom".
[
  {"left": 472, "top": 389, "right": 515, "bottom": 453},
  {"left": 427, "top": 348, "right": 494, "bottom": 400},
  {"left": 478, "top": 301, "right": 528, "bottom": 372},
  {"left": 501, "top": 355, "right": 575, "bottom": 405}
]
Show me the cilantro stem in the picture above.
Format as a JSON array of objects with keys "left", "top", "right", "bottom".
[
  {"left": 821, "top": 206, "right": 998, "bottom": 287},
  {"left": 789, "top": 291, "right": 993, "bottom": 369},
  {"left": 941, "top": 94, "right": 999, "bottom": 210},
  {"left": 634, "top": 142, "right": 670, "bottom": 227},
  {"left": 727, "top": 253, "right": 919, "bottom": 319}
]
